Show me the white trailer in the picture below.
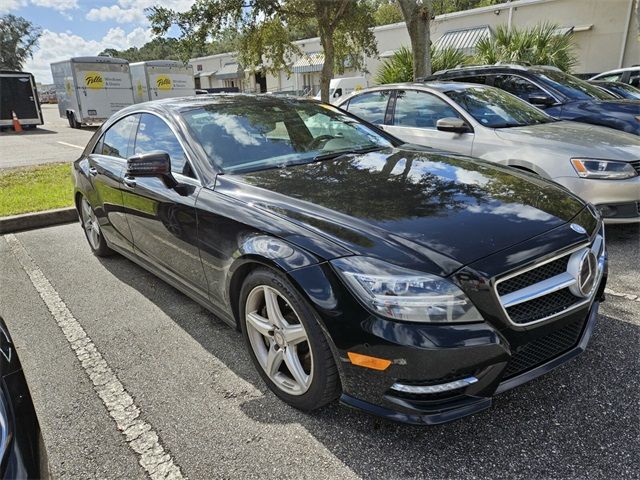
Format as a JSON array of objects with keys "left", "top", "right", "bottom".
[
  {"left": 51, "top": 56, "right": 134, "bottom": 128},
  {"left": 130, "top": 60, "right": 195, "bottom": 103}
]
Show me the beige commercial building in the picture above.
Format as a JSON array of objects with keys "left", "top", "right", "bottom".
[{"left": 189, "top": 0, "right": 639, "bottom": 94}]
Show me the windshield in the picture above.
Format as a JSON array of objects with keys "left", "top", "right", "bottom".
[
  {"left": 536, "top": 69, "right": 616, "bottom": 100},
  {"left": 182, "top": 97, "right": 393, "bottom": 174},
  {"left": 445, "top": 86, "right": 555, "bottom": 128}
]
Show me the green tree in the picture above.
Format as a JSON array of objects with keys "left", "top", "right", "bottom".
[
  {"left": 431, "top": 0, "right": 500, "bottom": 15},
  {"left": 375, "top": 45, "right": 469, "bottom": 84},
  {"left": 474, "top": 23, "right": 578, "bottom": 72},
  {"left": 372, "top": 1, "right": 404, "bottom": 25},
  {"left": 148, "top": 0, "right": 378, "bottom": 102},
  {"left": 0, "top": 15, "right": 41, "bottom": 71}
]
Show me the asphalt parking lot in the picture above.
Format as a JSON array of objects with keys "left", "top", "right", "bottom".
[
  {"left": 0, "top": 104, "right": 96, "bottom": 169},
  {"left": 0, "top": 111, "right": 639, "bottom": 479}
]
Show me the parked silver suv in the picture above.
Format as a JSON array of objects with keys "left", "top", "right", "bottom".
[{"left": 337, "top": 82, "right": 640, "bottom": 223}]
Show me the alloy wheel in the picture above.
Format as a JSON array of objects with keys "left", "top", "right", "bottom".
[
  {"left": 245, "top": 285, "right": 313, "bottom": 395},
  {"left": 81, "top": 197, "right": 101, "bottom": 250}
]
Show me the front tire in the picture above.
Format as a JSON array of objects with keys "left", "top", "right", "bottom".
[
  {"left": 79, "top": 196, "right": 112, "bottom": 257},
  {"left": 239, "top": 267, "right": 340, "bottom": 411}
]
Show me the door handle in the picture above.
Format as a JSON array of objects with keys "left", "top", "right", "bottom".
[
  {"left": 123, "top": 176, "right": 137, "bottom": 188},
  {"left": 88, "top": 166, "right": 98, "bottom": 176}
]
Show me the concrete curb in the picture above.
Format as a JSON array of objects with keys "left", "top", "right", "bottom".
[{"left": 0, "top": 207, "right": 77, "bottom": 234}]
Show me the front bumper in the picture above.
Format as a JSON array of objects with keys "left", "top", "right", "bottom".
[
  {"left": 553, "top": 176, "right": 640, "bottom": 223},
  {"left": 338, "top": 299, "right": 601, "bottom": 425}
]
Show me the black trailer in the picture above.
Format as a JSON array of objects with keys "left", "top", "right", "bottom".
[{"left": 0, "top": 71, "right": 44, "bottom": 129}]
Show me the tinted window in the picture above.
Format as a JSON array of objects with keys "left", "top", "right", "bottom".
[
  {"left": 393, "top": 90, "right": 462, "bottom": 128},
  {"left": 536, "top": 70, "right": 615, "bottom": 100},
  {"left": 452, "top": 75, "right": 488, "bottom": 85},
  {"left": 597, "top": 73, "right": 622, "bottom": 82},
  {"left": 445, "top": 86, "right": 555, "bottom": 128},
  {"left": 98, "top": 115, "right": 138, "bottom": 158},
  {"left": 493, "top": 75, "right": 547, "bottom": 102},
  {"left": 134, "top": 114, "right": 193, "bottom": 177},
  {"left": 628, "top": 71, "right": 640, "bottom": 88},
  {"left": 345, "top": 91, "right": 390, "bottom": 124},
  {"left": 183, "top": 98, "right": 392, "bottom": 174}
]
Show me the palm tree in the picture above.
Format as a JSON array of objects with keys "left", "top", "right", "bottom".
[
  {"left": 474, "top": 23, "right": 578, "bottom": 72},
  {"left": 375, "top": 46, "right": 469, "bottom": 84}
]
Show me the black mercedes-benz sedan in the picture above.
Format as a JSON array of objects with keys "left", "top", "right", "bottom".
[{"left": 72, "top": 95, "right": 607, "bottom": 425}]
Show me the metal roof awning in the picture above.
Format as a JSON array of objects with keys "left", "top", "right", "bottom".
[
  {"left": 292, "top": 53, "right": 324, "bottom": 73},
  {"left": 433, "top": 25, "right": 491, "bottom": 56},
  {"left": 194, "top": 70, "right": 217, "bottom": 78},
  {"left": 215, "top": 63, "right": 242, "bottom": 79}
]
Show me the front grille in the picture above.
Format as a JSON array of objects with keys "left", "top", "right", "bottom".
[
  {"left": 497, "top": 256, "right": 569, "bottom": 296},
  {"left": 503, "top": 318, "right": 586, "bottom": 379},
  {"left": 494, "top": 234, "right": 604, "bottom": 326},
  {"left": 507, "top": 288, "right": 580, "bottom": 324},
  {"left": 630, "top": 160, "right": 640, "bottom": 174}
]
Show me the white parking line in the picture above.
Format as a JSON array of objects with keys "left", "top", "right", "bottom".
[
  {"left": 57, "top": 141, "right": 84, "bottom": 150},
  {"left": 5, "top": 234, "right": 186, "bottom": 480}
]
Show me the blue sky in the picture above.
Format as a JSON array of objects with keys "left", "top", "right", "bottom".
[{"left": 2, "top": 0, "right": 192, "bottom": 83}]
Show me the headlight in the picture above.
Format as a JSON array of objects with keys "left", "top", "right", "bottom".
[
  {"left": 330, "top": 256, "right": 483, "bottom": 323},
  {"left": 571, "top": 158, "right": 637, "bottom": 179}
]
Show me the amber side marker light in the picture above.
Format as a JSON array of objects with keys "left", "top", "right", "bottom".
[{"left": 347, "top": 352, "right": 392, "bottom": 371}]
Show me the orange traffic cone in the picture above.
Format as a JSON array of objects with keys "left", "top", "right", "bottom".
[{"left": 11, "top": 111, "right": 23, "bottom": 133}]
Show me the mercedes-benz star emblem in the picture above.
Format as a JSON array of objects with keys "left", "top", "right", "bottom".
[
  {"left": 568, "top": 249, "right": 597, "bottom": 298},
  {"left": 570, "top": 223, "right": 587, "bottom": 234}
]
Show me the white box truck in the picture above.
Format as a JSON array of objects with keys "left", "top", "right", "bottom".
[
  {"left": 51, "top": 56, "right": 134, "bottom": 128},
  {"left": 130, "top": 60, "right": 195, "bottom": 103},
  {"left": 314, "top": 76, "right": 368, "bottom": 104},
  {"left": 0, "top": 70, "right": 43, "bottom": 129}
]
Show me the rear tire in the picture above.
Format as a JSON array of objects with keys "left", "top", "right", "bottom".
[
  {"left": 79, "top": 196, "right": 112, "bottom": 257},
  {"left": 239, "top": 267, "right": 341, "bottom": 411},
  {"left": 67, "top": 112, "right": 80, "bottom": 129}
]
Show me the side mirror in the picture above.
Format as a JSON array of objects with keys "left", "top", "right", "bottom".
[
  {"left": 529, "top": 94, "right": 555, "bottom": 107},
  {"left": 126, "top": 151, "right": 177, "bottom": 188},
  {"left": 436, "top": 117, "right": 471, "bottom": 134}
]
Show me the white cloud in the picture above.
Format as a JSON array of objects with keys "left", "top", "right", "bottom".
[
  {"left": 24, "top": 27, "right": 152, "bottom": 84},
  {"left": 0, "top": 0, "right": 77, "bottom": 13},
  {"left": 86, "top": 5, "right": 146, "bottom": 24},
  {"left": 86, "top": 0, "right": 194, "bottom": 25},
  {"left": 31, "top": 0, "right": 78, "bottom": 11},
  {"left": 0, "top": 0, "right": 27, "bottom": 13}
]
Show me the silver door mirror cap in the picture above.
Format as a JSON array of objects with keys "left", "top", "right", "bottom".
[{"left": 436, "top": 117, "right": 471, "bottom": 133}]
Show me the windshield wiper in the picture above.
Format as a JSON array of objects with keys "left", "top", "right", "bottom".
[{"left": 312, "top": 145, "right": 386, "bottom": 162}]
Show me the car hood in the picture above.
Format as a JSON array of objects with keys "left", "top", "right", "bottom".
[
  {"left": 570, "top": 98, "right": 640, "bottom": 114},
  {"left": 494, "top": 121, "right": 640, "bottom": 159},
  {"left": 220, "top": 147, "right": 586, "bottom": 275}
]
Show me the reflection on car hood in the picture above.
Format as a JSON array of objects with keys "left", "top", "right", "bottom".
[
  {"left": 494, "top": 121, "right": 640, "bottom": 159},
  {"left": 222, "top": 147, "right": 586, "bottom": 273}
]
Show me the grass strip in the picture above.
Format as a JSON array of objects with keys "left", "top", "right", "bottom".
[{"left": 0, "top": 163, "right": 74, "bottom": 217}]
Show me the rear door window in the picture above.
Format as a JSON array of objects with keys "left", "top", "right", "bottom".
[
  {"left": 344, "top": 91, "right": 391, "bottom": 124},
  {"left": 452, "top": 75, "right": 488, "bottom": 85},
  {"left": 97, "top": 115, "right": 138, "bottom": 159},
  {"left": 134, "top": 113, "right": 194, "bottom": 178},
  {"left": 492, "top": 75, "right": 547, "bottom": 102},
  {"left": 393, "top": 90, "right": 462, "bottom": 128}
]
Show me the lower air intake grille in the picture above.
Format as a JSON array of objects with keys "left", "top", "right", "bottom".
[
  {"left": 503, "top": 318, "right": 585, "bottom": 379},
  {"left": 506, "top": 288, "right": 580, "bottom": 324}
]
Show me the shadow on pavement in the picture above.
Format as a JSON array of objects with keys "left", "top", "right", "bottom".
[
  {"left": 98, "top": 242, "right": 639, "bottom": 479},
  {"left": 0, "top": 127, "right": 58, "bottom": 135}
]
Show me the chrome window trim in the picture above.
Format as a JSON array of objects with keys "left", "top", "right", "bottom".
[{"left": 493, "top": 239, "right": 604, "bottom": 327}]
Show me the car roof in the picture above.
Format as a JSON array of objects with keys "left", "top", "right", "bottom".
[
  {"left": 593, "top": 66, "right": 640, "bottom": 75},
  {"left": 117, "top": 93, "right": 325, "bottom": 116},
  {"left": 430, "top": 64, "right": 562, "bottom": 77},
  {"left": 344, "top": 81, "right": 491, "bottom": 94}
]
